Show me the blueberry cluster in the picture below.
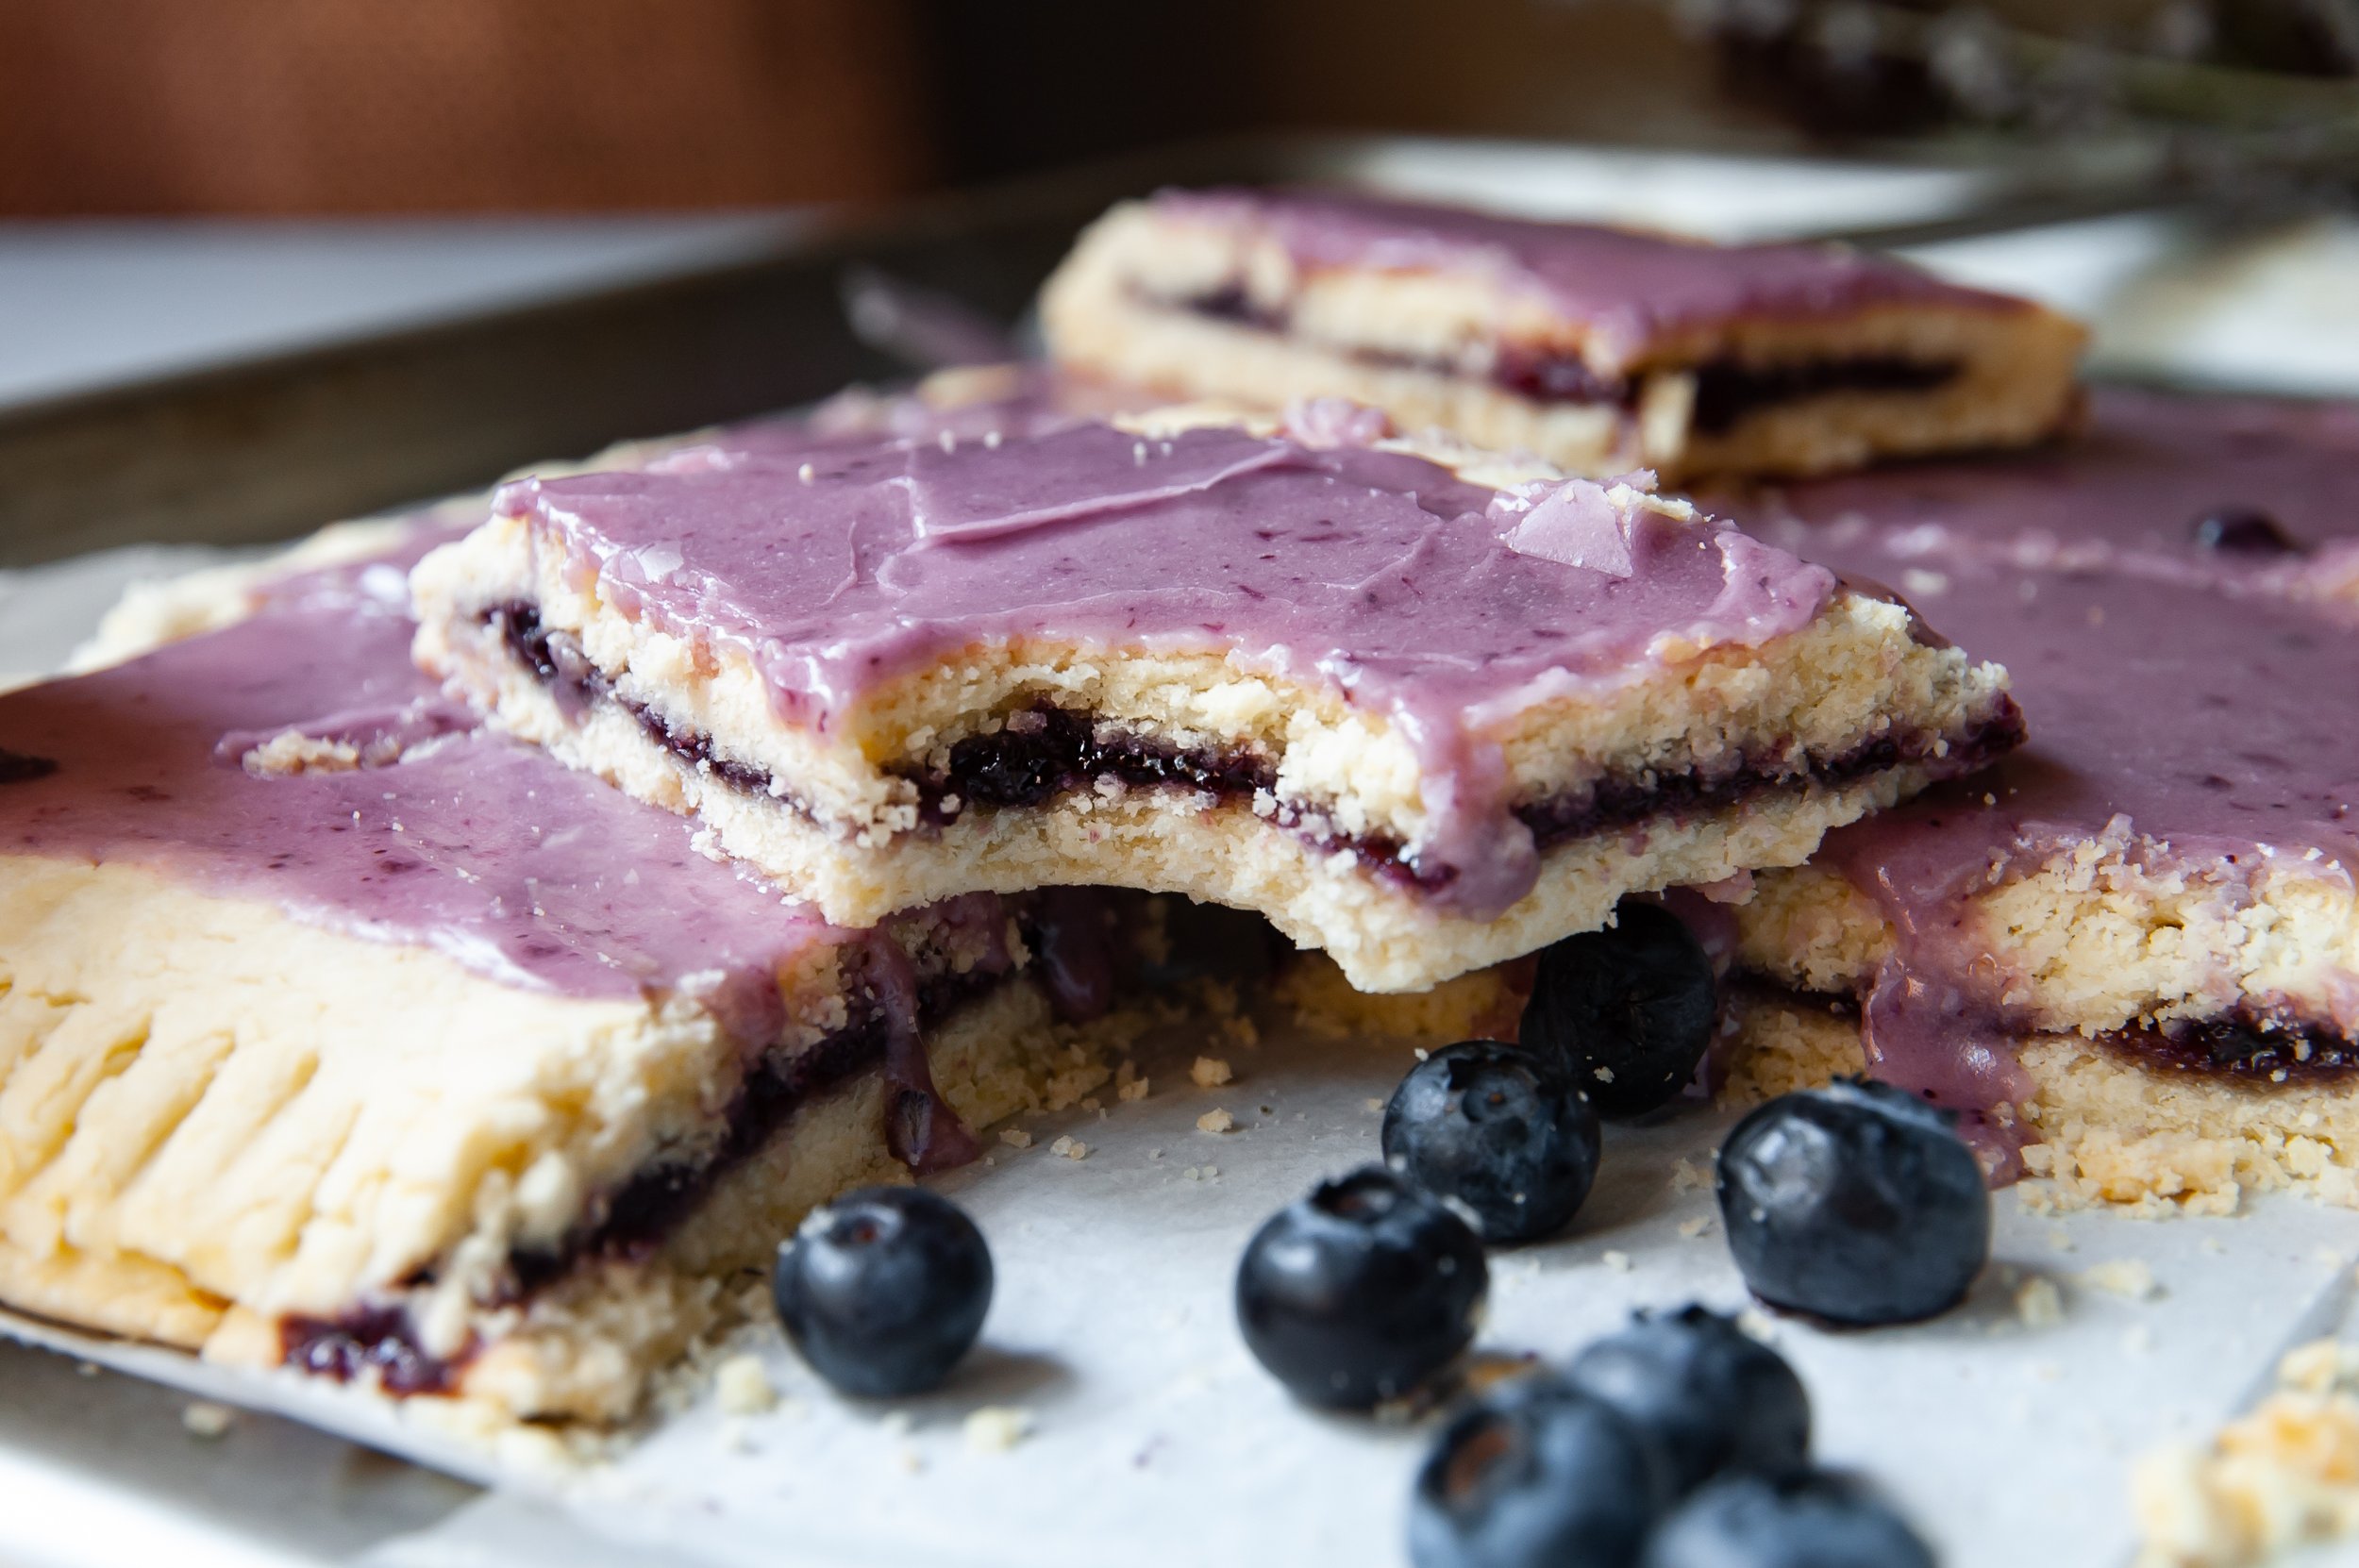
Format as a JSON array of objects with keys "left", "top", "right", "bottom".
[
  {"left": 760, "top": 896, "right": 1986, "bottom": 1568},
  {"left": 1410, "top": 1309, "right": 1929, "bottom": 1568},
  {"left": 1225, "top": 899, "right": 1985, "bottom": 1562}
]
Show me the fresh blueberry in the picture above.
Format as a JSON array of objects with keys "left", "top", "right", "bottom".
[
  {"left": 1521, "top": 901, "right": 1716, "bottom": 1119},
  {"left": 2191, "top": 506, "right": 2300, "bottom": 555},
  {"left": 1410, "top": 1373, "right": 1671, "bottom": 1568},
  {"left": 1382, "top": 1042, "right": 1603, "bottom": 1244},
  {"left": 771, "top": 1186, "right": 993, "bottom": 1397},
  {"left": 1641, "top": 1470, "right": 1934, "bottom": 1568},
  {"left": 1717, "top": 1078, "right": 1989, "bottom": 1326},
  {"left": 1564, "top": 1305, "right": 1810, "bottom": 1495},
  {"left": 1236, "top": 1166, "right": 1488, "bottom": 1409}
]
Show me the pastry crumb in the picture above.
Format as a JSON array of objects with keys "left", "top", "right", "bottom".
[
  {"left": 1669, "top": 1156, "right": 1713, "bottom": 1193},
  {"left": 2015, "top": 1276, "right": 2066, "bottom": 1328},
  {"left": 1050, "top": 1135, "right": 1089, "bottom": 1160},
  {"left": 714, "top": 1354, "right": 778, "bottom": 1415},
  {"left": 181, "top": 1401, "right": 234, "bottom": 1439},
  {"left": 999, "top": 1127, "right": 1033, "bottom": 1149},
  {"left": 1600, "top": 1249, "right": 1633, "bottom": 1273},
  {"left": 964, "top": 1406, "right": 1033, "bottom": 1453},
  {"left": 1116, "top": 1062, "right": 1150, "bottom": 1103},
  {"left": 1191, "top": 1056, "right": 1233, "bottom": 1089},
  {"left": 1196, "top": 1108, "right": 1235, "bottom": 1134},
  {"left": 1364, "top": 1097, "right": 1386, "bottom": 1112},
  {"left": 2133, "top": 1336, "right": 2359, "bottom": 1567},
  {"left": 1676, "top": 1215, "right": 1714, "bottom": 1240},
  {"left": 2081, "top": 1259, "right": 2162, "bottom": 1301},
  {"left": 2049, "top": 1226, "right": 2077, "bottom": 1253}
]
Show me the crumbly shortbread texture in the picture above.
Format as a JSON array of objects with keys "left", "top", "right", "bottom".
[
  {"left": 414, "top": 505, "right": 2012, "bottom": 993},
  {"left": 1723, "top": 993, "right": 2359, "bottom": 1214},
  {"left": 1040, "top": 200, "right": 2085, "bottom": 481},
  {"left": 0, "top": 855, "right": 1104, "bottom": 1430},
  {"left": 1736, "top": 850, "right": 2359, "bottom": 1042},
  {"left": 2133, "top": 1338, "right": 2359, "bottom": 1567}
]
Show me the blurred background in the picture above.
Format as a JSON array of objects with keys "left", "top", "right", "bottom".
[
  {"left": 2, "top": 0, "right": 2355, "bottom": 541},
  {"left": 6, "top": 0, "right": 2357, "bottom": 213}
]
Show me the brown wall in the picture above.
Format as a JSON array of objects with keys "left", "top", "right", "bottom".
[{"left": 0, "top": 0, "right": 934, "bottom": 213}]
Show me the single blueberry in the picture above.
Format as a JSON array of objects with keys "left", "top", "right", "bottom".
[
  {"left": 771, "top": 1186, "right": 993, "bottom": 1398},
  {"left": 1521, "top": 901, "right": 1716, "bottom": 1118},
  {"left": 2191, "top": 506, "right": 2300, "bottom": 555},
  {"left": 1717, "top": 1078, "right": 1989, "bottom": 1326},
  {"left": 1409, "top": 1373, "right": 1672, "bottom": 1568},
  {"left": 1641, "top": 1470, "right": 1935, "bottom": 1568},
  {"left": 1564, "top": 1304, "right": 1810, "bottom": 1495},
  {"left": 1382, "top": 1041, "right": 1603, "bottom": 1244},
  {"left": 1236, "top": 1166, "right": 1487, "bottom": 1410}
]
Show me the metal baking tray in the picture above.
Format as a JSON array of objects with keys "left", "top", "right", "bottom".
[{"left": 0, "top": 131, "right": 2200, "bottom": 570}]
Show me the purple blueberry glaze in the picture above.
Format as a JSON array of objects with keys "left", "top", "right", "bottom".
[
  {"left": 497, "top": 420, "right": 1843, "bottom": 917},
  {"left": 0, "top": 565, "right": 843, "bottom": 1041},
  {"left": 1152, "top": 187, "right": 2030, "bottom": 363},
  {"left": 1723, "top": 389, "right": 2359, "bottom": 1157}
]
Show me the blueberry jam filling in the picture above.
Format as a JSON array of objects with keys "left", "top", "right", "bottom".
[
  {"left": 905, "top": 705, "right": 1274, "bottom": 818},
  {"left": 0, "top": 748, "right": 59, "bottom": 784},
  {"left": 279, "top": 1305, "right": 463, "bottom": 1396},
  {"left": 282, "top": 942, "right": 1019, "bottom": 1394},
  {"left": 506, "top": 959, "right": 1005, "bottom": 1296},
  {"left": 484, "top": 603, "right": 2020, "bottom": 893},
  {"left": 1174, "top": 288, "right": 1960, "bottom": 430},
  {"left": 2118, "top": 1013, "right": 2359, "bottom": 1082},
  {"left": 1753, "top": 981, "right": 2359, "bottom": 1096},
  {"left": 1685, "top": 357, "right": 1959, "bottom": 436}
]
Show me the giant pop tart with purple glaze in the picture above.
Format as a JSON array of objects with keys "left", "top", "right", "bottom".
[
  {"left": 410, "top": 412, "right": 2022, "bottom": 995},
  {"left": 0, "top": 553, "right": 1117, "bottom": 1444},
  {"left": 1717, "top": 390, "right": 2359, "bottom": 1211},
  {"left": 1040, "top": 188, "right": 2085, "bottom": 482}
]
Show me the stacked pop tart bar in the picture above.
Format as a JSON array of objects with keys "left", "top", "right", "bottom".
[{"left": 8, "top": 182, "right": 2345, "bottom": 1445}]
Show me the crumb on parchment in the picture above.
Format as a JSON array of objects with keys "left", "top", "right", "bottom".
[{"left": 2133, "top": 1338, "right": 2359, "bottom": 1567}]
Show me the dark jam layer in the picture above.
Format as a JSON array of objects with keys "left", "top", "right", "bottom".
[
  {"left": 1762, "top": 983, "right": 2359, "bottom": 1095},
  {"left": 280, "top": 1305, "right": 464, "bottom": 1397},
  {"left": 279, "top": 921, "right": 1014, "bottom": 1393},
  {"left": 2112, "top": 1014, "right": 2359, "bottom": 1084},
  {"left": 491, "top": 600, "right": 2024, "bottom": 894},
  {"left": 1179, "top": 288, "right": 1960, "bottom": 434}
]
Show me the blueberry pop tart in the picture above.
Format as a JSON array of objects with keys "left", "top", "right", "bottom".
[
  {"left": 411, "top": 414, "right": 2022, "bottom": 994},
  {"left": 1040, "top": 187, "right": 2084, "bottom": 482},
  {"left": 0, "top": 559, "right": 1113, "bottom": 1439},
  {"left": 1718, "top": 391, "right": 2359, "bottom": 1210}
]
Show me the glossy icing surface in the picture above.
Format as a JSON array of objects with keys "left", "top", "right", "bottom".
[
  {"left": 1725, "top": 389, "right": 2359, "bottom": 1147},
  {"left": 0, "top": 562, "right": 838, "bottom": 1032},
  {"left": 1154, "top": 187, "right": 2021, "bottom": 361},
  {"left": 499, "top": 420, "right": 1842, "bottom": 914}
]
